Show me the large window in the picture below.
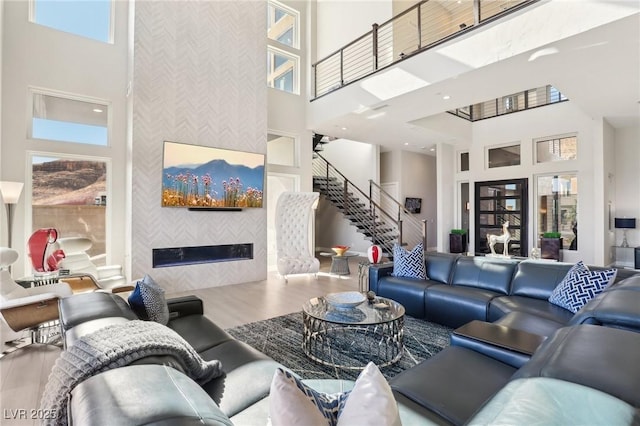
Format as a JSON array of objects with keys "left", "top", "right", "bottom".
[
  {"left": 31, "top": 154, "right": 109, "bottom": 263},
  {"left": 536, "top": 174, "right": 578, "bottom": 250},
  {"left": 267, "top": 47, "right": 299, "bottom": 94},
  {"left": 267, "top": 1, "right": 298, "bottom": 49},
  {"left": 31, "top": 91, "right": 109, "bottom": 146},
  {"left": 267, "top": 1, "right": 300, "bottom": 95},
  {"left": 30, "top": 0, "right": 112, "bottom": 43}
]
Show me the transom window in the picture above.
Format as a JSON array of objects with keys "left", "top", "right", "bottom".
[
  {"left": 487, "top": 144, "right": 521, "bottom": 169},
  {"left": 30, "top": 0, "right": 112, "bottom": 43},
  {"left": 31, "top": 91, "right": 109, "bottom": 146},
  {"left": 535, "top": 134, "right": 577, "bottom": 163}
]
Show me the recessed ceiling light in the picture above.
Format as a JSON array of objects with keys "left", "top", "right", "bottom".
[
  {"left": 93, "top": 108, "right": 103, "bottom": 113},
  {"left": 430, "top": 147, "right": 436, "bottom": 152},
  {"left": 341, "top": 127, "right": 347, "bottom": 131},
  {"left": 442, "top": 95, "right": 451, "bottom": 100},
  {"left": 404, "top": 142, "right": 409, "bottom": 146}
]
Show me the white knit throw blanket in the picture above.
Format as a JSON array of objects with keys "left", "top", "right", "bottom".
[{"left": 40, "top": 320, "right": 223, "bottom": 426}]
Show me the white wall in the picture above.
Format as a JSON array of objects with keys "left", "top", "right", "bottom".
[
  {"left": 316, "top": 0, "right": 392, "bottom": 59},
  {"left": 381, "top": 150, "right": 437, "bottom": 249},
  {"left": 131, "top": 1, "right": 267, "bottom": 292},
  {"left": 400, "top": 151, "right": 437, "bottom": 248},
  {"left": 1, "top": 1, "right": 129, "bottom": 276},
  {"left": 437, "top": 143, "right": 455, "bottom": 252},
  {"left": 449, "top": 101, "right": 615, "bottom": 265},
  {"left": 321, "top": 138, "right": 379, "bottom": 190},
  {"left": 614, "top": 125, "right": 640, "bottom": 249}
]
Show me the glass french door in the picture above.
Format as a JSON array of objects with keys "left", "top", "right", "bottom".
[{"left": 475, "top": 179, "right": 528, "bottom": 257}]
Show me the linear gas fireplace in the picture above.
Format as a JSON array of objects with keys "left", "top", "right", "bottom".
[{"left": 152, "top": 243, "right": 253, "bottom": 268}]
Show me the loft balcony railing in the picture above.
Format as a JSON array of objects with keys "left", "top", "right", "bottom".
[
  {"left": 312, "top": 0, "right": 538, "bottom": 100},
  {"left": 448, "top": 85, "right": 568, "bottom": 121}
]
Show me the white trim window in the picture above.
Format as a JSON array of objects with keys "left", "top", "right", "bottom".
[
  {"left": 29, "top": 153, "right": 111, "bottom": 265},
  {"left": 535, "top": 134, "right": 577, "bottom": 163},
  {"left": 535, "top": 173, "right": 578, "bottom": 251},
  {"left": 30, "top": 0, "right": 114, "bottom": 43},
  {"left": 30, "top": 89, "right": 110, "bottom": 147},
  {"left": 268, "top": 0, "right": 299, "bottom": 49},
  {"left": 267, "top": 46, "right": 299, "bottom": 95},
  {"left": 486, "top": 143, "right": 521, "bottom": 169}
]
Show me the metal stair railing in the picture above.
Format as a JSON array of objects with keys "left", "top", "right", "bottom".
[
  {"left": 313, "top": 153, "right": 426, "bottom": 252},
  {"left": 369, "top": 180, "right": 427, "bottom": 250}
]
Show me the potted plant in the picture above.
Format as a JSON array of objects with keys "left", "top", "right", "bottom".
[
  {"left": 449, "top": 229, "right": 468, "bottom": 254},
  {"left": 540, "top": 232, "right": 563, "bottom": 261}
]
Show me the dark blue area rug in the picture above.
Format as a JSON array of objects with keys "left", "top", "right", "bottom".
[{"left": 226, "top": 312, "right": 452, "bottom": 381}]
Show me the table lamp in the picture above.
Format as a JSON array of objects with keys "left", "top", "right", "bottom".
[
  {"left": 614, "top": 217, "right": 636, "bottom": 248},
  {"left": 0, "top": 181, "right": 24, "bottom": 248}
]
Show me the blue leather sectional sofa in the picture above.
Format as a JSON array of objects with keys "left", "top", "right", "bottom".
[
  {"left": 368, "top": 252, "right": 640, "bottom": 425},
  {"left": 369, "top": 252, "right": 640, "bottom": 333}
]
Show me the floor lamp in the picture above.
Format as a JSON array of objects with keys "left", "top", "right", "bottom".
[{"left": 0, "top": 181, "right": 24, "bottom": 249}]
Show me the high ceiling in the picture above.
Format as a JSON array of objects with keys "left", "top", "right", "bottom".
[{"left": 309, "top": 3, "right": 640, "bottom": 154}]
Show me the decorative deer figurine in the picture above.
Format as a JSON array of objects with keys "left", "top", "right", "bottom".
[{"left": 487, "top": 221, "right": 511, "bottom": 256}]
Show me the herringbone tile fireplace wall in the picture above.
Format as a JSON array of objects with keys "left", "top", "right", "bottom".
[{"left": 131, "top": 1, "right": 268, "bottom": 292}]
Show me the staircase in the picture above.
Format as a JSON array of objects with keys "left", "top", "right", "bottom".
[{"left": 312, "top": 143, "right": 426, "bottom": 257}]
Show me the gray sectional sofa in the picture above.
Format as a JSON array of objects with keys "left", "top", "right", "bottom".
[{"left": 46, "top": 254, "right": 640, "bottom": 425}]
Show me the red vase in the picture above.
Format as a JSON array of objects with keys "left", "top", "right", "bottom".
[{"left": 367, "top": 245, "right": 383, "bottom": 264}]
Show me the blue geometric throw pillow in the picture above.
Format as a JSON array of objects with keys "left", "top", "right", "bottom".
[
  {"left": 391, "top": 243, "right": 427, "bottom": 279},
  {"left": 128, "top": 274, "right": 170, "bottom": 325},
  {"left": 548, "top": 261, "right": 617, "bottom": 313}
]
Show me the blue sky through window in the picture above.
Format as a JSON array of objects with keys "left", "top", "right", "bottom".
[
  {"left": 33, "top": 0, "right": 111, "bottom": 43},
  {"left": 33, "top": 118, "right": 108, "bottom": 146}
]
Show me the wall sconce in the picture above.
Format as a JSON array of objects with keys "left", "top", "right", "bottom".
[
  {"left": 0, "top": 181, "right": 24, "bottom": 248},
  {"left": 614, "top": 217, "right": 636, "bottom": 248}
]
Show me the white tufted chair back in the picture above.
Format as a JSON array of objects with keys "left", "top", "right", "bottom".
[{"left": 275, "top": 192, "right": 320, "bottom": 279}]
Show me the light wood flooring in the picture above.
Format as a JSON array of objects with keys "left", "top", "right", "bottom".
[{"left": 0, "top": 256, "right": 364, "bottom": 425}]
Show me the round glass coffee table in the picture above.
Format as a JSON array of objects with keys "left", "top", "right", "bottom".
[{"left": 302, "top": 294, "right": 405, "bottom": 369}]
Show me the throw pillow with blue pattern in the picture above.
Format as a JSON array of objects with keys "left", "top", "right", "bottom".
[
  {"left": 128, "top": 274, "right": 170, "bottom": 325},
  {"left": 391, "top": 242, "right": 427, "bottom": 279},
  {"left": 269, "top": 362, "right": 401, "bottom": 426},
  {"left": 548, "top": 261, "right": 617, "bottom": 313}
]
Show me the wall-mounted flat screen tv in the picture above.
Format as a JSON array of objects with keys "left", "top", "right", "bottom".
[
  {"left": 162, "top": 141, "right": 265, "bottom": 209},
  {"left": 405, "top": 197, "right": 422, "bottom": 214}
]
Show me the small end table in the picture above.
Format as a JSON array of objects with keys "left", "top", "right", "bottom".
[{"left": 319, "top": 252, "right": 359, "bottom": 275}]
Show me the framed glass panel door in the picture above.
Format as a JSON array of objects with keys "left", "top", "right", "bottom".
[{"left": 475, "top": 179, "right": 528, "bottom": 257}]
